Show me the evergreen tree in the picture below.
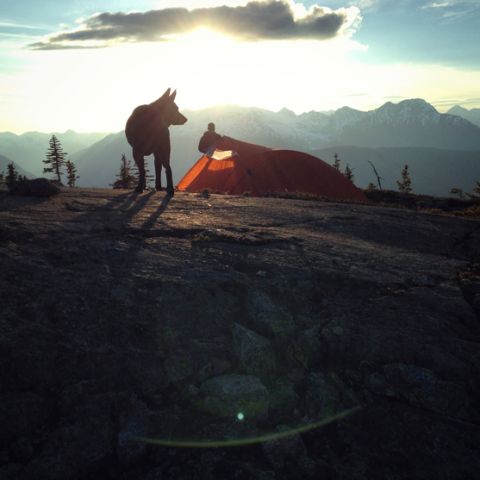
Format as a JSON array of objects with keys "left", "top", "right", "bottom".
[
  {"left": 344, "top": 164, "right": 354, "bottom": 182},
  {"left": 113, "top": 153, "right": 136, "bottom": 189},
  {"left": 66, "top": 160, "right": 79, "bottom": 187},
  {"left": 43, "top": 135, "right": 67, "bottom": 183},
  {"left": 397, "top": 164, "right": 412, "bottom": 194},
  {"left": 133, "top": 161, "right": 154, "bottom": 189},
  {"left": 5, "top": 162, "right": 18, "bottom": 190},
  {"left": 366, "top": 182, "right": 377, "bottom": 191},
  {"left": 145, "top": 163, "right": 155, "bottom": 189},
  {"left": 0, "top": 171, "right": 4, "bottom": 186},
  {"left": 333, "top": 152, "right": 341, "bottom": 171}
]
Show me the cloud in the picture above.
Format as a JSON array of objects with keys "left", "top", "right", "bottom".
[
  {"left": 421, "top": 0, "right": 480, "bottom": 11},
  {"left": 420, "top": 0, "right": 480, "bottom": 21},
  {"left": 27, "top": 42, "right": 102, "bottom": 50},
  {"left": 349, "top": 0, "right": 377, "bottom": 9},
  {"left": 0, "top": 21, "right": 49, "bottom": 30},
  {"left": 421, "top": 1, "right": 451, "bottom": 8},
  {"left": 28, "top": 0, "right": 360, "bottom": 50}
]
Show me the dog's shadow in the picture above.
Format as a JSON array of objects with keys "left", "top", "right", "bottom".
[{"left": 140, "top": 193, "right": 171, "bottom": 230}]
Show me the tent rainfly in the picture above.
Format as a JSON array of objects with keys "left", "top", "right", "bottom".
[{"left": 177, "top": 137, "right": 367, "bottom": 202}]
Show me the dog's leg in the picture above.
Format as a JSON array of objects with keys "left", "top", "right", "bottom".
[
  {"left": 162, "top": 158, "right": 174, "bottom": 197},
  {"left": 133, "top": 149, "right": 146, "bottom": 193},
  {"left": 156, "top": 132, "right": 173, "bottom": 197},
  {"left": 154, "top": 153, "right": 163, "bottom": 191}
]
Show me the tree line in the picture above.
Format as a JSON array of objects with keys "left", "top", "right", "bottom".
[
  {"left": 42, "top": 135, "right": 79, "bottom": 187},
  {"left": 111, "top": 153, "right": 155, "bottom": 189},
  {"left": 331, "top": 152, "right": 480, "bottom": 197},
  {"left": 0, "top": 133, "right": 149, "bottom": 192},
  {"left": 1, "top": 141, "right": 479, "bottom": 198},
  {"left": 1, "top": 135, "right": 79, "bottom": 191}
]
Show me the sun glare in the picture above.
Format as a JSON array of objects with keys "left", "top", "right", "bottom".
[
  {"left": 176, "top": 28, "right": 232, "bottom": 47},
  {"left": 4, "top": 20, "right": 480, "bottom": 134}
]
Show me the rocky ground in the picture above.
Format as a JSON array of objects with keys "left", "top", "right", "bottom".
[{"left": 1, "top": 188, "right": 479, "bottom": 480}]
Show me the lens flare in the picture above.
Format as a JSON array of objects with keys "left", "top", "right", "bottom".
[{"left": 136, "top": 406, "right": 361, "bottom": 449}]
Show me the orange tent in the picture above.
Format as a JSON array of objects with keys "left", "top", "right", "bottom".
[{"left": 177, "top": 137, "right": 367, "bottom": 202}]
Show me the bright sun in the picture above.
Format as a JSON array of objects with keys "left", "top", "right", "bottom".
[
  {"left": 8, "top": 22, "right": 480, "bottom": 133},
  {"left": 175, "top": 28, "right": 232, "bottom": 48}
]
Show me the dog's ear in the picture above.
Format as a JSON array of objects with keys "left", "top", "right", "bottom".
[
  {"left": 162, "top": 88, "right": 171, "bottom": 100},
  {"left": 170, "top": 89, "right": 177, "bottom": 102},
  {"left": 156, "top": 88, "right": 171, "bottom": 103}
]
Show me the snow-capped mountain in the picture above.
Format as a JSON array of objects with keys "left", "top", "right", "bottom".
[
  {"left": 178, "top": 105, "right": 331, "bottom": 151},
  {"left": 178, "top": 98, "right": 480, "bottom": 151},
  {"left": 372, "top": 99, "right": 439, "bottom": 125},
  {"left": 326, "top": 99, "right": 480, "bottom": 149},
  {"left": 331, "top": 99, "right": 457, "bottom": 128}
]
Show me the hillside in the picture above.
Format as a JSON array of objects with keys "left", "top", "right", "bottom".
[
  {"left": 312, "top": 146, "right": 480, "bottom": 196},
  {"left": 0, "top": 154, "right": 36, "bottom": 179},
  {"left": 71, "top": 132, "right": 480, "bottom": 198},
  {"left": 1, "top": 188, "right": 479, "bottom": 479},
  {"left": 0, "top": 131, "right": 108, "bottom": 177}
]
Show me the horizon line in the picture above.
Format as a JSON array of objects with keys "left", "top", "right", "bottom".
[{"left": 1, "top": 98, "right": 476, "bottom": 136}]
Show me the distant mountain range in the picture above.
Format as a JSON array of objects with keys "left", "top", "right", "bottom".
[
  {"left": 447, "top": 105, "right": 480, "bottom": 128},
  {"left": 178, "top": 99, "right": 480, "bottom": 151},
  {"left": 0, "top": 131, "right": 107, "bottom": 177},
  {"left": 1, "top": 99, "right": 480, "bottom": 196},
  {"left": 325, "top": 100, "right": 480, "bottom": 150}
]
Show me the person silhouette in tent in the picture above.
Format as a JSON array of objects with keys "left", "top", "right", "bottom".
[{"left": 198, "top": 122, "right": 222, "bottom": 155}]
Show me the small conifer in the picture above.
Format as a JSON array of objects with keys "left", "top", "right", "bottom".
[
  {"left": 43, "top": 135, "right": 67, "bottom": 184},
  {"left": 344, "top": 164, "right": 354, "bottom": 182},
  {"left": 366, "top": 182, "right": 377, "bottom": 191},
  {"left": 133, "top": 161, "right": 154, "bottom": 189},
  {"left": 333, "top": 152, "right": 341, "bottom": 171},
  {"left": 397, "top": 164, "right": 412, "bottom": 194},
  {"left": 5, "top": 162, "right": 18, "bottom": 190},
  {"left": 113, "top": 153, "right": 136, "bottom": 189},
  {"left": 66, "top": 160, "right": 79, "bottom": 187}
]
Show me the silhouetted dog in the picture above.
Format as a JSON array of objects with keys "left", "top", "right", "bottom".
[{"left": 125, "top": 88, "right": 187, "bottom": 196}]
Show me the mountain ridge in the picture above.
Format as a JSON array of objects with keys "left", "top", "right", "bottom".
[
  {"left": 2, "top": 98, "right": 480, "bottom": 195},
  {"left": 448, "top": 105, "right": 480, "bottom": 128}
]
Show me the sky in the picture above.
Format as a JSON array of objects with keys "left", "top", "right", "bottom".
[{"left": 1, "top": 0, "right": 479, "bottom": 133}]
